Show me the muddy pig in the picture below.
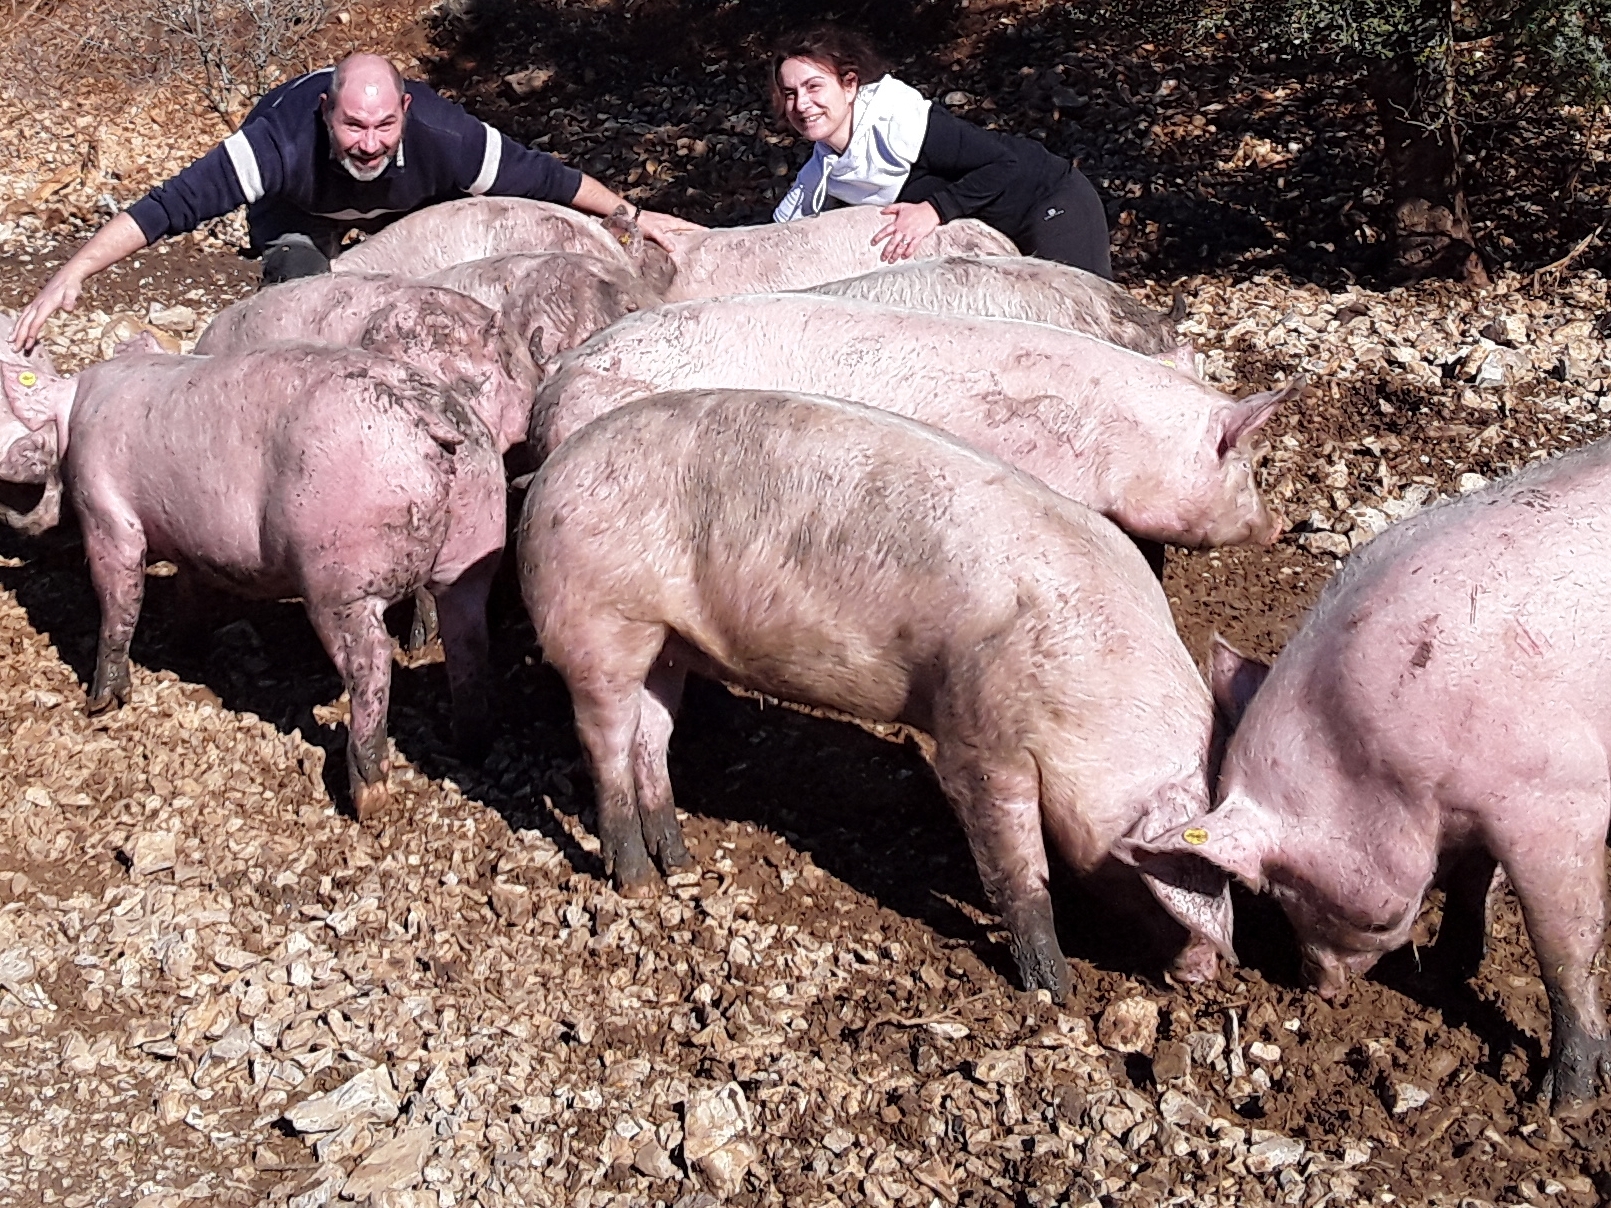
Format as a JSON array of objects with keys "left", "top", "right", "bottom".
[
  {"left": 195, "top": 273, "right": 539, "bottom": 452},
  {"left": 520, "top": 388, "right": 1234, "bottom": 993},
  {"left": 0, "top": 342, "right": 506, "bottom": 820},
  {"left": 533, "top": 293, "right": 1296, "bottom": 549},
  {"left": 332, "top": 197, "right": 651, "bottom": 281},
  {"left": 656, "top": 207, "right": 1018, "bottom": 300},
  {"left": 805, "top": 255, "right": 1191, "bottom": 364},
  {"left": 1119, "top": 438, "right": 1611, "bottom": 1111},
  {"left": 420, "top": 252, "right": 659, "bottom": 366}
]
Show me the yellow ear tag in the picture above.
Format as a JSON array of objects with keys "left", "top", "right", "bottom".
[
  {"left": 17, "top": 372, "right": 37, "bottom": 388},
  {"left": 1183, "top": 827, "right": 1209, "bottom": 846}
]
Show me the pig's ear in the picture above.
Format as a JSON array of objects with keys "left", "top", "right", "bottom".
[
  {"left": 1209, "top": 633, "right": 1269, "bottom": 730},
  {"left": 1141, "top": 864, "right": 1236, "bottom": 967},
  {"left": 1113, "top": 798, "right": 1277, "bottom": 893},
  {"left": 1217, "top": 375, "right": 1305, "bottom": 457},
  {"left": 0, "top": 362, "right": 64, "bottom": 431}
]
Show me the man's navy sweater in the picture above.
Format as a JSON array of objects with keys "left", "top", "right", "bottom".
[{"left": 126, "top": 68, "right": 582, "bottom": 242}]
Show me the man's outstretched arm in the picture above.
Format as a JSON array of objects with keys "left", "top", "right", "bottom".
[{"left": 10, "top": 212, "right": 150, "bottom": 352}]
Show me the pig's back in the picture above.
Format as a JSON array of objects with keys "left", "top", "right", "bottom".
[
  {"left": 332, "top": 198, "right": 629, "bottom": 277},
  {"left": 1258, "top": 440, "right": 1611, "bottom": 760},
  {"left": 422, "top": 252, "right": 642, "bottom": 310},
  {"left": 196, "top": 275, "right": 493, "bottom": 353},
  {"left": 663, "top": 209, "right": 1018, "bottom": 300},
  {"left": 806, "top": 256, "right": 1181, "bottom": 356}
]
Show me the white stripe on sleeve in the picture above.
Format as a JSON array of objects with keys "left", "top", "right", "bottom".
[
  {"left": 223, "top": 130, "right": 265, "bottom": 204},
  {"left": 468, "top": 123, "right": 502, "bottom": 195}
]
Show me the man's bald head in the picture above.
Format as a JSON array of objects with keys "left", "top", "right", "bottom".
[
  {"left": 322, "top": 54, "right": 410, "bottom": 182},
  {"left": 328, "top": 53, "right": 405, "bottom": 109}
]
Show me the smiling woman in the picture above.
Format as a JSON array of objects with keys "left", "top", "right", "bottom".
[{"left": 769, "top": 26, "right": 1112, "bottom": 277}]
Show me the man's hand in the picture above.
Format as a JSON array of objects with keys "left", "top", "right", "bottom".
[
  {"left": 10, "top": 269, "right": 83, "bottom": 352},
  {"left": 10, "top": 212, "right": 149, "bottom": 352},
  {"left": 873, "top": 201, "right": 942, "bottom": 263},
  {"left": 636, "top": 209, "right": 704, "bottom": 252}
]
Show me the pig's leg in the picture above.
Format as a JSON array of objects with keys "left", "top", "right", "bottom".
[
  {"left": 632, "top": 654, "right": 694, "bottom": 873},
  {"left": 563, "top": 622, "right": 664, "bottom": 896},
  {"left": 1430, "top": 848, "right": 1499, "bottom": 984},
  {"left": 1492, "top": 791, "right": 1610, "bottom": 1110},
  {"left": 407, "top": 588, "right": 439, "bottom": 653},
  {"left": 80, "top": 509, "right": 147, "bottom": 713},
  {"left": 307, "top": 598, "right": 395, "bottom": 822},
  {"left": 934, "top": 750, "right": 1069, "bottom": 1000},
  {"left": 431, "top": 554, "right": 498, "bottom": 765}
]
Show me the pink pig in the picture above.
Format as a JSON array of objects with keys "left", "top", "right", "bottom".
[
  {"left": 0, "top": 343, "right": 506, "bottom": 820},
  {"left": 519, "top": 388, "right": 1232, "bottom": 995},
  {"left": 195, "top": 274, "right": 539, "bottom": 452},
  {"left": 1120, "top": 438, "right": 1611, "bottom": 1111},
  {"left": 533, "top": 293, "right": 1296, "bottom": 549},
  {"left": 655, "top": 206, "right": 1017, "bottom": 300}
]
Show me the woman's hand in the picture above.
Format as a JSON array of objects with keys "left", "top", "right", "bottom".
[{"left": 872, "top": 201, "right": 941, "bottom": 263}]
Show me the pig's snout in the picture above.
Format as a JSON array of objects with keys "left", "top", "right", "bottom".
[
  {"left": 1302, "top": 944, "right": 1379, "bottom": 998},
  {"left": 1259, "top": 508, "right": 1288, "bottom": 546}
]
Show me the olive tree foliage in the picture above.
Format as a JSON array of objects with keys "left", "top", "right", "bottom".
[
  {"left": 1, "top": 0, "right": 330, "bottom": 129},
  {"left": 1176, "top": 0, "right": 1611, "bottom": 280},
  {"left": 146, "top": 0, "right": 332, "bottom": 126}
]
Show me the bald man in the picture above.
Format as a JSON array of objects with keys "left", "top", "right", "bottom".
[{"left": 11, "top": 54, "right": 701, "bottom": 350}]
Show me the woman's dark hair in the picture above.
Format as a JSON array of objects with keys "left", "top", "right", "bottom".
[{"left": 768, "top": 26, "right": 889, "bottom": 116}]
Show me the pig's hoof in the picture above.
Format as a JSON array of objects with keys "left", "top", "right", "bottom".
[
  {"left": 85, "top": 691, "right": 124, "bottom": 715},
  {"left": 642, "top": 815, "right": 695, "bottom": 872},
  {"left": 614, "top": 874, "right": 662, "bottom": 900},
  {"left": 1544, "top": 1038, "right": 1611, "bottom": 1116},
  {"left": 1012, "top": 940, "right": 1070, "bottom": 1004},
  {"left": 353, "top": 779, "right": 392, "bottom": 822}
]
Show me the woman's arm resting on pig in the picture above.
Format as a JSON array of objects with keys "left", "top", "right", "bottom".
[
  {"left": 568, "top": 176, "right": 703, "bottom": 251},
  {"left": 10, "top": 213, "right": 149, "bottom": 353}
]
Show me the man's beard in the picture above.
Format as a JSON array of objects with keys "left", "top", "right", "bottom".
[{"left": 335, "top": 149, "right": 392, "bottom": 181}]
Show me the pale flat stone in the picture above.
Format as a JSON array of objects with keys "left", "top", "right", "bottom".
[
  {"left": 285, "top": 1065, "right": 399, "bottom": 1134},
  {"left": 342, "top": 1124, "right": 435, "bottom": 1199}
]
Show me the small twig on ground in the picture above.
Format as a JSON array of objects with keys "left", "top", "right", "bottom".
[
  {"left": 864, "top": 992, "right": 994, "bottom": 1031},
  {"left": 1531, "top": 224, "right": 1603, "bottom": 290}
]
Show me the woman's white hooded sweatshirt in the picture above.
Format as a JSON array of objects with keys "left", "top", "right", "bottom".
[{"left": 773, "top": 75, "right": 932, "bottom": 222}]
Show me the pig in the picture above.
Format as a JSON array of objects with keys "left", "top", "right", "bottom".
[
  {"left": 419, "top": 252, "right": 659, "bottom": 366},
  {"left": 0, "top": 342, "right": 507, "bottom": 820},
  {"left": 194, "top": 273, "right": 539, "bottom": 452},
  {"left": 804, "top": 254, "right": 1191, "bottom": 363},
  {"left": 532, "top": 293, "right": 1297, "bottom": 549},
  {"left": 656, "top": 206, "right": 1018, "bottom": 300},
  {"left": 331, "top": 197, "right": 647, "bottom": 280},
  {"left": 519, "top": 387, "right": 1233, "bottom": 994},
  {"left": 1117, "top": 438, "right": 1611, "bottom": 1111}
]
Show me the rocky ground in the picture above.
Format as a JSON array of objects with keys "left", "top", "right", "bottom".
[{"left": 1, "top": 2, "right": 1611, "bottom": 1207}]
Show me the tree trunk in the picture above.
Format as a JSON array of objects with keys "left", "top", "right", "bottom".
[{"left": 1368, "top": 52, "right": 1490, "bottom": 286}]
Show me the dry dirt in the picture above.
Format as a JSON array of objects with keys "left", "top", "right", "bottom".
[{"left": 1, "top": 3, "right": 1611, "bottom": 1207}]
